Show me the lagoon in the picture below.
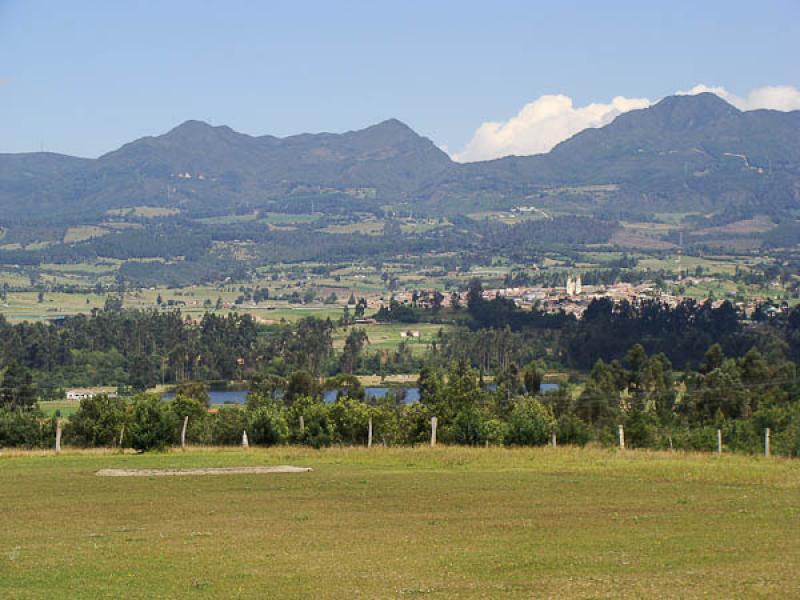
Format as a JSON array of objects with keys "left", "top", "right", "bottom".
[{"left": 163, "top": 382, "right": 559, "bottom": 406}]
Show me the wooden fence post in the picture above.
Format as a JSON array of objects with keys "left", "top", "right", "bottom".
[
  {"left": 242, "top": 430, "right": 249, "bottom": 449},
  {"left": 55, "top": 419, "right": 62, "bottom": 454},
  {"left": 368, "top": 417, "right": 373, "bottom": 448},
  {"left": 118, "top": 424, "right": 125, "bottom": 448},
  {"left": 551, "top": 431, "right": 557, "bottom": 448},
  {"left": 618, "top": 424, "right": 625, "bottom": 450},
  {"left": 299, "top": 415, "right": 305, "bottom": 437},
  {"left": 765, "top": 428, "right": 770, "bottom": 457},
  {"left": 717, "top": 429, "right": 722, "bottom": 455},
  {"left": 430, "top": 416, "right": 437, "bottom": 447},
  {"left": 181, "top": 415, "right": 189, "bottom": 450}
]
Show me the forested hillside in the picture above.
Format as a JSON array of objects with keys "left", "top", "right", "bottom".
[{"left": 2, "top": 94, "right": 799, "bottom": 224}]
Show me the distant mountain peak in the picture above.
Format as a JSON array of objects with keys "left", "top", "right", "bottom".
[
  {"left": 171, "top": 118, "right": 212, "bottom": 130},
  {"left": 372, "top": 118, "right": 415, "bottom": 131},
  {"left": 163, "top": 119, "right": 238, "bottom": 140},
  {"left": 649, "top": 92, "right": 740, "bottom": 123},
  {"left": 354, "top": 118, "right": 422, "bottom": 142},
  {"left": 4, "top": 97, "right": 799, "bottom": 226}
]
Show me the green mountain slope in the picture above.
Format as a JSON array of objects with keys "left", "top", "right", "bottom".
[{"left": 1, "top": 93, "right": 799, "bottom": 223}]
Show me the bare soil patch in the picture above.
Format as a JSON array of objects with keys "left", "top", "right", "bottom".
[{"left": 96, "top": 465, "right": 312, "bottom": 477}]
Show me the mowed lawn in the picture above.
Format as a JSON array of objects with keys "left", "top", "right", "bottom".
[{"left": 1, "top": 447, "right": 799, "bottom": 599}]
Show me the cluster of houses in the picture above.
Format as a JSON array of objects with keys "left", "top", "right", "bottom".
[
  {"left": 385, "top": 276, "right": 676, "bottom": 318},
  {"left": 483, "top": 278, "right": 785, "bottom": 319},
  {"left": 487, "top": 278, "right": 669, "bottom": 317},
  {"left": 468, "top": 275, "right": 771, "bottom": 317}
]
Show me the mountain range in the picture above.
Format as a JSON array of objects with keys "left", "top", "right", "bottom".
[{"left": 1, "top": 93, "right": 799, "bottom": 224}]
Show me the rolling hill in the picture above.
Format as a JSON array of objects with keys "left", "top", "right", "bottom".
[
  {"left": 1, "top": 93, "right": 799, "bottom": 224},
  {"left": 442, "top": 93, "right": 800, "bottom": 214},
  {"left": 0, "top": 118, "right": 453, "bottom": 223}
]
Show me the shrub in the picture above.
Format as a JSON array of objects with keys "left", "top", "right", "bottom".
[
  {"left": 505, "top": 397, "right": 554, "bottom": 446},
  {"left": 556, "top": 413, "right": 591, "bottom": 446},
  {"left": 168, "top": 395, "right": 213, "bottom": 445},
  {"left": 671, "top": 425, "right": 717, "bottom": 452},
  {"left": 329, "top": 397, "right": 370, "bottom": 445},
  {"left": 369, "top": 403, "right": 402, "bottom": 446},
  {"left": 594, "top": 423, "right": 619, "bottom": 447},
  {"left": 722, "top": 419, "right": 760, "bottom": 454},
  {"left": 211, "top": 407, "right": 249, "bottom": 445},
  {"left": 0, "top": 408, "right": 52, "bottom": 448},
  {"left": 289, "top": 397, "right": 333, "bottom": 448},
  {"left": 64, "top": 395, "right": 127, "bottom": 447},
  {"left": 774, "top": 405, "right": 800, "bottom": 457},
  {"left": 482, "top": 418, "right": 508, "bottom": 445},
  {"left": 397, "top": 403, "right": 432, "bottom": 445},
  {"left": 248, "top": 402, "right": 289, "bottom": 446},
  {"left": 127, "top": 395, "right": 178, "bottom": 452},
  {"left": 624, "top": 409, "right": 659, "bottom": 449},
  {"left": 444, "top": 406, "right": 489, "bottom": 445}
]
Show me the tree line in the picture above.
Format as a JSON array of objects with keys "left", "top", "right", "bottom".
[{"left": 3, "top": 343, "right": 799, "bottom": 456}]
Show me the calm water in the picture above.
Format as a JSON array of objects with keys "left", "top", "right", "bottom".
[
  {"left": 322, "top": 387, "right": 421, "bottom": 404},
  {"left": 162, "top": 390, "right": 248, "bottom": 404},
  {"left": 164, "top": 383, "right": 559, "bottom": 405}
]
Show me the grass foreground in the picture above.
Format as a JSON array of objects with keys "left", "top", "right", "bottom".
[{"left": 1, "top": 446, "right": 799, "bottom": 599}]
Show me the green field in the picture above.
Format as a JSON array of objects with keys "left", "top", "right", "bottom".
[
  {"left": 1, "top": 447, "right": 798, "bottom": 599},
  {"left": 638, "top": 254, "right": 749, "bottom": 276},
  {"left": 106, "top": 206, "right": 180, "bottom": 218},
  {"left": 322, "top": 219, "right": 386, "bottom": 235},
  {"left": 260, "top": 212, "right": 321, "bottom": 225},
  {"left": 37, "top": 399, "right": 82, "bottom": 418},
  {"left": 335, "top": 322, "right": 444, "bottom": 355}
]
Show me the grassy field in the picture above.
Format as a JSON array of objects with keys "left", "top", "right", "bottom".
[
  {"left": 0, "top": 446, "right": 798, "bottom": 599},
  {"left": 63, "top": 225, "right": 110, "bottom": 243},
  {"left": 334, "top": 322, "right": 445, "bottom": 355},
  {"left": 638, "top": 254, "right": 749, "bottom": 276},
  {"left": 0, "top": 290, "right": 349, "bottom": 323},
  {"left": 106, "top": 206, "right": 180, "bottom": 218},
  {"left": 322, "top": 220, "right": 385, "bottom": 235},
  {"left": 37, "top": 399, "right": 82, "bottom": 418},
  {"left": 260, "top": 212, "right": 321, "bottom": 225}
]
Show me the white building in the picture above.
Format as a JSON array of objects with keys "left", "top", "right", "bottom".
[
  {"left": 66, "top": 387, "right": 118, "bottom": 401},
  {"left": 566, "top": 275, "right": 582, "bottom": 296}
]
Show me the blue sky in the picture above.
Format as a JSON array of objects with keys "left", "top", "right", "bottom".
[{"left": 1, "top": 0, "right": 799, "bottom": 159}]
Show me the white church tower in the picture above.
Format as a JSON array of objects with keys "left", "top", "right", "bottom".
[{"left": 566, "top": 274, "right": 582, "bottom": 296}]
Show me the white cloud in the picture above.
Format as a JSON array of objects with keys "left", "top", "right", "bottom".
[
  {"left": 453, "top": 94, "right": 650, "bottom": 162},
  {"left": 454, "top": 84, "right": 800, "bottom": 163},
  {"left": 678, "top": 84, "right": 800, "bottom": 112}
]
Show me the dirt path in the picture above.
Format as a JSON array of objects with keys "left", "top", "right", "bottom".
[{"left": 96, "top": 465, "right": 312, "bottom": 477}]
